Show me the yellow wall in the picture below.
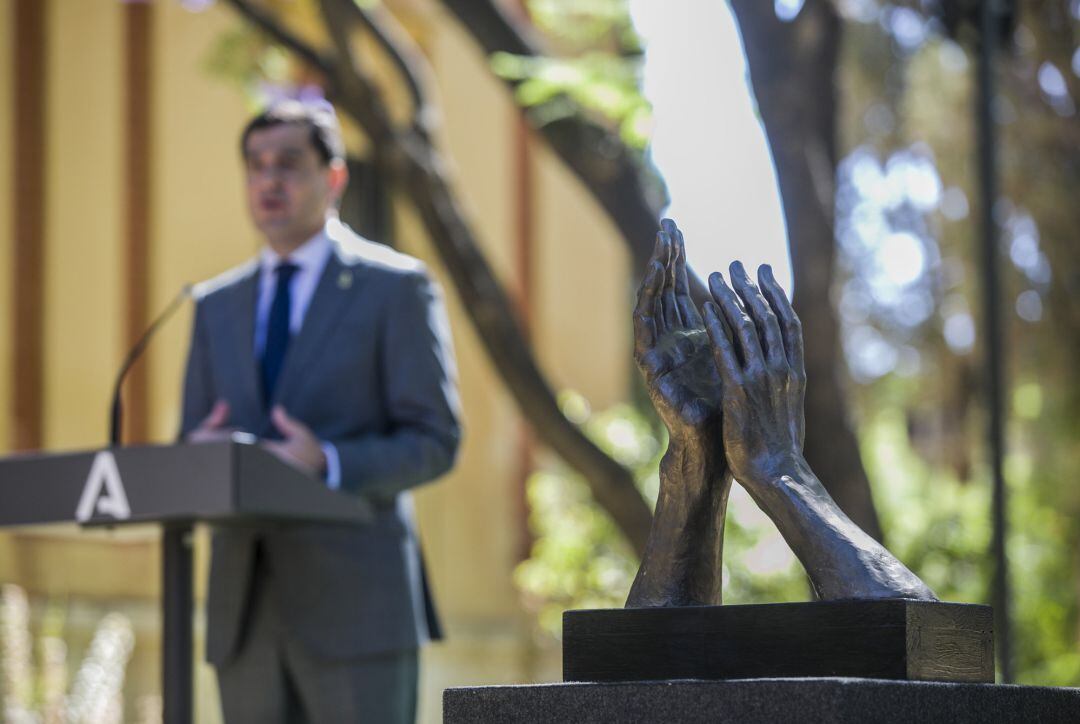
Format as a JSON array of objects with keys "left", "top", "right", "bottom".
[
  {"left": 43, "top": 0, "right": 124, "bottom": 451},
  {"left": 0, "top": 0, "right": 12, "bottom": 453},
  {"left": 147, "top": 0, "right": 260, "bottom": 443},
  {"left": 0, "top": 0, "right": 23, "bottom": 705},
  {"left": 535, "top": 140, "right": 632, "bottom": 410},
  {"left": 416, "top": 2, "right": 524, "bottom": 623}
]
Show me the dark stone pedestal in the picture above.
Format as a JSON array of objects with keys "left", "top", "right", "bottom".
[
  {"left": 564, "top": 601, "right": 993, "bottom": 683},
  {"left": 443, "top": 677, "right": 1080, "bottom": 723}
]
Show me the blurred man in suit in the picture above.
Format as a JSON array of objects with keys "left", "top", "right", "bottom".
[{"left": 180, "top": 100, "right": 461, "bottom": 723}]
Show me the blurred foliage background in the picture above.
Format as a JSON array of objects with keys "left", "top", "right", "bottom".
[{"left": 509, "top": 0, "right": 1080, "bottom": 687}]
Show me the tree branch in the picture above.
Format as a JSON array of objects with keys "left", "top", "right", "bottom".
[
  {"left": 314, "top": 0, "right": 399, "bottom": 143},
  {"left": 436, "top": 0, "right": 688, "bottom": 294},
  {"left": 343, "top": 0, "right": 438, "bottom": 137},
  {"left": 727, "top": 0, "right": 883, "bottom": 540},
  {"left": 223, "top": 0, "right": 333, "bottom": 80}
]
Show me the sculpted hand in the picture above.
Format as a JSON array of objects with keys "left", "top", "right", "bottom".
[
  {"left": 702, "top": 262, "right": 806, "bottom": 488},
  {"left": 262, "top": 406, "right": 327, "bottom": 476},
  {"left": 634, "top": 219, "right": 723, "bottom": 451},
  {"left": 704, "top": 263, "right": 937, "bottom": 601},
  {"left": 186, "top": 400, "right": 238, "bottom": 443},
  {"left": 626, "top": 219, "right": 730, "bottom": 607}
]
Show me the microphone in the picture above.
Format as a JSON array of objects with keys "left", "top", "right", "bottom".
[{"left": 109, "top": 284, "right": 193, "bottom": 447}]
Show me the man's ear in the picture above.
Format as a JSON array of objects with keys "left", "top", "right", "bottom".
[{"left": 328, "top": 159, "right": 349, "bottom": 202}]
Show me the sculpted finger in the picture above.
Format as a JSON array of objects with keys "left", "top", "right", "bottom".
[
  {"left": 731, "top": 261, "right": 784, "bottom": 370},
  {"left": 670, "top": 223, "right": 703, "bottom": 326},
  {"left": 708, "top": 271, "right": 763, "bottom": 370},
  {"left": 703, "top": 302, "right": 741, "bottom": 386},
  {"left": 758, "top": 264, "right": 805, "bottom": 382},
  {"left": 633, "top": 260, "right": 663, "bottom": 354},
  {"left": 658, "top": 231, "right": 680, "bottom": 330}
]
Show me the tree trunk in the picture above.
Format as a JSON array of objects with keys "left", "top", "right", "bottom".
[{"left": 727, "top": 0, "right": 883, "bottom": 540}]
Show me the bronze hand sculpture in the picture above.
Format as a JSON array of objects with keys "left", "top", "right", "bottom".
[
  {"left": 628, "top": 219, "right": 936, "bottom": 606},
  {"left": 627, "top": 220, "right": 732, "bottom": 607}
]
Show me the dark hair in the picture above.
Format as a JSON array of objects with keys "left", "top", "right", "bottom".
[{"left": 240, "top": 99, "right": 345, "bottom": 165}]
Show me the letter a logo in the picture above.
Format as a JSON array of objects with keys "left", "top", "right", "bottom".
[{"left": 76, "top": 451, "right": 132, "bottom": 522}]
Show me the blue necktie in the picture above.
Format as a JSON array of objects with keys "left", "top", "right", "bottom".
[{"left": 261, "top": 262, "right": 299, "bottom": 403}]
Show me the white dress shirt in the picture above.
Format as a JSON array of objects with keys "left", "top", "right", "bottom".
[{"left": 254, "top": 224, "right": 342, "bottom": 489}]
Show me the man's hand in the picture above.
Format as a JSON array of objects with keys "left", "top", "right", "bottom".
[
  {"left": 702, "top": 261, "right": 806, "bottom": 488},
  {"left": 634, "top": 219, "right": 724, "bottom": 452},
  {"left": 262, "top": 406, "right": 327, "bottom": 477},
  {"left": 186, "top": 400, "right": 238, "bottom": 443}
]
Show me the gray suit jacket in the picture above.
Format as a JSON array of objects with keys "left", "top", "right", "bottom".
[{"left": 180, "top": 221, "right": 461, "bottom": 664}]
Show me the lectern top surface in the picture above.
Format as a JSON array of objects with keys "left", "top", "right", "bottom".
[{"left": 0, "top": 441, "right": 371, "bottom": 528}]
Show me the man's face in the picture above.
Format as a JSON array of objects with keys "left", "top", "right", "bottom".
[{"left": 243, "top": 123, "right": 339, "bottom": 248}]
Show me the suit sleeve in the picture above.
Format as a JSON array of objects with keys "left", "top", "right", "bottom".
[
  {"left": 335, "top": 269, "right": 463, "bottom": 499},
  {"left": 179, "top": 299, "right": 216, "bottom": 440}
]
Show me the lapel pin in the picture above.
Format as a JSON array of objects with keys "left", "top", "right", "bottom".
[{"left": 337, "top": 270, "right": 353, "bottom": 290}]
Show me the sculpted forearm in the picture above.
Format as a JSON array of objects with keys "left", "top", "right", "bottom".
[
  {"left": 743, "top": 455, "right": 936, "bottom": 601},
  {"left": 627, "top": 441, "right": 730, "bottom": 607}
]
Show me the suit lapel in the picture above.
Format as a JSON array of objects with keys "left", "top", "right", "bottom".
[
  {"left": 224, "top": 263, "right": 264, "bottom": 424},
  {"left": 271, "top": 247, "right": 359, "bottom": 408}
]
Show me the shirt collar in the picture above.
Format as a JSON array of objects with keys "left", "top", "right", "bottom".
[{"left": 259, "top": 225, "right": 335, "bottom": 275}]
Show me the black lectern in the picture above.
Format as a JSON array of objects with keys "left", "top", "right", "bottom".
[{"left": 0, "top": 439, "right": 372, "bottom": 724}]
